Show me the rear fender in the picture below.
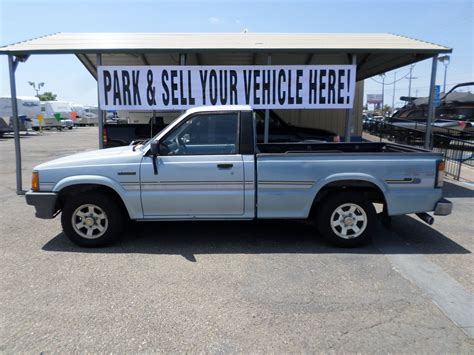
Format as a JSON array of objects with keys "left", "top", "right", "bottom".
[{"left": 305, "top": 173, "right": 388, "bottom": 217}]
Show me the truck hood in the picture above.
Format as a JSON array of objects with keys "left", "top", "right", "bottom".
[{"left": 34, "top": 145, "right": 139, "bottom": 170}]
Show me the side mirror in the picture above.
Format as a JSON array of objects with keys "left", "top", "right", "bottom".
[{"left": 150, "top": 141, "right": 160, "bottom": 155}]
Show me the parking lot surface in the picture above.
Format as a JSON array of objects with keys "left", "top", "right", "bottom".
[{"left": 1, "top": 128, "right": 473, "bottom": 353}]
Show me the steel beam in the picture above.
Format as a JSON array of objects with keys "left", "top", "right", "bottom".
[
  {"left": 76, "top": 53, "right": 97, "bottom": 79},
  {"left": 141, "top": 54, "right": 150, "bottom": 65},
  {"left": 344, "top": 54, "right": 357, "bottom": 142},
  {"left": 425, "top": 55, "right": 438, "bottom": 149},
  {"left": 8, "top": 55, "right": 24, "bottom": 194},
  {"left": 96, "top": 54, "right": 104, "bottom": 149}
]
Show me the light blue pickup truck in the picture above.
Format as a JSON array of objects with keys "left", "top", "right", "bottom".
[{"left": 26, "top": 105, "right": 452, "bottom": 247}]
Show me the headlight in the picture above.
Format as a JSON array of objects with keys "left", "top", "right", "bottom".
[{"left": 31, "top": 171, "right": 39, "bottom": 191}]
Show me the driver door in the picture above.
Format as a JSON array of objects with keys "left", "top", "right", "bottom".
[{"left": 140, "top": 112, "right": 245, "bottom": 218}]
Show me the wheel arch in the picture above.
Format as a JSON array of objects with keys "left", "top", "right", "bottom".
[
  {"left": 308, "top": 175, "right": 388, "bottom": 218},
  {"left": 55, "top": 180, "right": 131, "bottom": 219}
]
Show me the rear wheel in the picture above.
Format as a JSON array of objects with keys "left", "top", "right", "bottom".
[
  {"left": 316, "top": 191, "right": 376, "bottom": 247},
  {"left": 61, "top": 192, "right": 124, "bottom": 247}
]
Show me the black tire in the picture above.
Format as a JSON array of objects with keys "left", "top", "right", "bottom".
[
  {"left": 61, "top": 192, "right": 124, "bottom": 247},
  {"left": 316, "top": 191, "right": 376, "bottom": 247}
]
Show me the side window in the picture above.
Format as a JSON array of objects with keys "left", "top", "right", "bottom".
[{"left": 161, "top": 113, "right": 239, "bottom": 155}]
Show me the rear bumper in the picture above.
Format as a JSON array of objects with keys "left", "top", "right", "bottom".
[
  {"left": 25, "top": 191, "right": 58, "bottom": 219},
  {"left": 434, "top": 198, "right": 453, "bottom": 216}
]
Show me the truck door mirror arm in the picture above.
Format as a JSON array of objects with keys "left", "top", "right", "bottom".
[{"left": 149, "top": 141, "right": 160, "bottom": 175}]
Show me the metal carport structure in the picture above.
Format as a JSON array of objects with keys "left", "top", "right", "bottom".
[{"left": 0, "top": 32, "right": 451, "bottom": 194}]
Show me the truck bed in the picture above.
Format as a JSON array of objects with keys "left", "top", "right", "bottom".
[{"left": 257, "top": 142, "right": 431, "bottom": 154}]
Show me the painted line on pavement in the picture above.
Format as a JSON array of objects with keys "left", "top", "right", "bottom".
[{"left": 375, "top": 227, "right": 474, "bottom": 338}]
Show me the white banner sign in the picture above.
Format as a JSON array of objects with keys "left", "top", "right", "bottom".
[{"left": 98, "top": 65, "right": 356, "bottom": 110}]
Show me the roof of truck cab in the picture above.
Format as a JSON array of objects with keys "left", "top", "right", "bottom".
[
  {"left": 0, "top": 32, "right": 451, "bottom": 81},
  {"left": 186, "top": 105, "right": 252, "bottom": 114}
]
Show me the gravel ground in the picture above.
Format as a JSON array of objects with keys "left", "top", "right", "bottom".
[{"left": 1, "top": 128, "right": 473, "bottom": 353}]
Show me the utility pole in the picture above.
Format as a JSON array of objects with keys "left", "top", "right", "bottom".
[
  {"left": 438, "top": 55, "right": 450, "bottom": 93},
  {"left": 407, "top": 64, "right": 417, "bottom": 98},
  {"left": 380, "top": 73, "right": 385, "bottom": 115},
  {"left": 392, "top": 71, "right": 397, "bottom": 114}
]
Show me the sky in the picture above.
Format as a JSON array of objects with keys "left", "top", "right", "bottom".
[{"left": 0, "top": 0, "right": 473, "bottom": 107}]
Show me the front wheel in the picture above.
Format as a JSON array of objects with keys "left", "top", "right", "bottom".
[
  {"left": 61, "top": 192, "right": 124, "bottom": 247},
  {"left": 316, "top": 191, "right": 376, "bottom": 247}
]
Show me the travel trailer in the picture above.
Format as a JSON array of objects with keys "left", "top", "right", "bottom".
[
  {"left": 0, "top": 96, "right": 39, "bottom": 131},
  {"left": 77, "top": 105, "right": 99, "bottom": 126},
  {"left": 40, "top": 101, "right": 74, "bottom": 129}
]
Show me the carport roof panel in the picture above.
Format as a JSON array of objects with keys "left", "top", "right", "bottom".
[{"left": 0, "top": 32, "right": 451, "bottom": 54}]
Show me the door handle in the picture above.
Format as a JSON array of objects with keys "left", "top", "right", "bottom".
[{"left": 217, "top": 163, "right": 233, "bottom": 169}]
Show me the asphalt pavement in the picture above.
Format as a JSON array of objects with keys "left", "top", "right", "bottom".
[{"left": 1, "top": 128, "right": 473, "bottom": 353}]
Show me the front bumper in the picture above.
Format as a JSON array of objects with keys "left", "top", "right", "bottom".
[
  {"left": 434, "top": 198, "right": 453, "bottom": 216},
  {"left": 25, "top": 191, "right": 59, "bottom": 219}
]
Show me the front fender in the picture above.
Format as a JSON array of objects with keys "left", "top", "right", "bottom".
[{"left": 53, "top": 175, "right": 143, "bottom": 219}]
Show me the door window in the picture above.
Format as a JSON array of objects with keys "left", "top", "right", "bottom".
[{"left": 161, "top": 113, "right": 239, "bottom": 155}]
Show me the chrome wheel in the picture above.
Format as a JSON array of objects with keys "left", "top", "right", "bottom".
[
  {"left": 330, "top": 203, "right": 367, "bottom": 239},
  {"left": 71, "top": 204, "right": 109, "bottom": 239}
]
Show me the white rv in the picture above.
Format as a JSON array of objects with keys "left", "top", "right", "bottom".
[
  {"left": 116, "top": 110, "right": 180, "bottom": 124},
  {"left": 77, "top": 105, "right": 99, "bottom": 126},
  {"left": 70, "top": 103, "right": 85, "bottom": 120},
  {"left": 0, "top": 96, "right": 40, "bottom": 131},
  {"left": 40, "top": 101, "right": 74, "bottom": 129}
]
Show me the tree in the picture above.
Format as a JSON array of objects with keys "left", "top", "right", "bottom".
[
  {"left": 38, "top": 92, "right": 57, "bottom": 101},
  {"left": 382, "top": 104, "right": 392, "bottom": 116}
]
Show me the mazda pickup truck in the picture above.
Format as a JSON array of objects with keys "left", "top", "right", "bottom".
[{"left": 26, "top": 105, "right": 452, "bottom": 247}]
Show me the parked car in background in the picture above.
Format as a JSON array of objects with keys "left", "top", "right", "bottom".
[
  {"left": 363, "top": 114, "right": 386, "bottom": 133},
  {"left": 60, "top": 118, "right": 74, "bottom": 130},
  {"left": 103, "top": 109, "right": 339, "bottom": 148},
  {"left": 254, "top": 110, "right": 340, "bottom": 143}
]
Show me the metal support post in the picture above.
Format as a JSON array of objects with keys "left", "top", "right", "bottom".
[
  {"left": 8, "top": 55, "right": 24, "bottom": 194},
  {"left": 344, "top": 54, "right": 357, "bottom": 142},
  {"left": 263, "top": 54, "right": 271, "bottom": 143},
  {"left": 425, "top": 55, "right": 438, "bottom": 150},
  {"left": 180, "top": 54, "right": 187, "bottom": 113},
  {"left": 8, "top": 56, "right": 24, "bottom": 193},
  {"left": 179, "top": 53, "right": 186, "bottom": 66},
  {"left": 96, "top": 54, "right": 104, "bottom": 149}
]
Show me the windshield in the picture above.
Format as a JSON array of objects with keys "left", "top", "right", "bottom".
[{"left": 138, "top": 111, "right": 189, "bottom": 151}]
